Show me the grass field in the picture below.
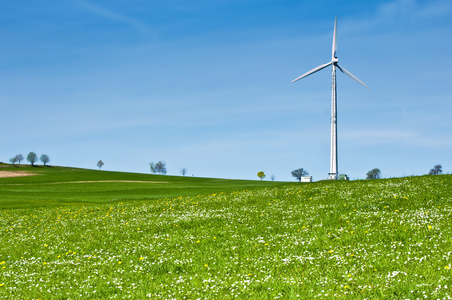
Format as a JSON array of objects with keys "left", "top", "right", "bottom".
[
  {"left": 0, "top": 163, "right": 295, "bottom": 209},
  {"left": 0, "top": 164, "right": 451, "bottom": 299}
]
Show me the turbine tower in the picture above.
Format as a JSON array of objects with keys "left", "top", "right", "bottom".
[{"left": 291, "top": 17, "right": 370, "bottom": 180}]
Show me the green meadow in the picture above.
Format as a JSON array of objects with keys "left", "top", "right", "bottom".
[
  {"left": 0, "top": 163, "right": 451, "bottom": 299},
  {"left": 0, "top": 163, "right": 294, "bottom": 209}
]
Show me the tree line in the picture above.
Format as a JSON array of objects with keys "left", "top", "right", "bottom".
[
  {"left": 366, "top": 164, "right": 443, "bottom": 179},
  {"left": 94, "top": 159, "right": 190, "bottom": 176},
  {"left": 9, "top": 152, "right": 50, "bottom": 166},
  {"left": 256, "top": 164, "right": 445, "bottom": 182},
  {"left": 257, "top": 168, "right": 309, "bottom": 182},
  {"left": 148, "top": 161, "right": 189, "bottom": 176}
]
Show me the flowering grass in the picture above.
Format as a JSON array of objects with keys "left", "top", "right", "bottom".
[{"left": 1, "top": 173, "right": 451, "bottom": 299}]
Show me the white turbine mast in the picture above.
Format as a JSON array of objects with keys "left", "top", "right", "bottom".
[{"left": 292, "top": 16, "right": 370, "bottom": 180}]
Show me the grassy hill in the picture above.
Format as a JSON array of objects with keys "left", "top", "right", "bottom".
[
  {"left": 0, "top": 163, "right": 297, "bottom": 209},
  {"left": 0, "top": 163, "right": 451, "bottom": 298}
]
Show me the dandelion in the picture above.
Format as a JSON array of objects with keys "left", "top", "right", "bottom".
[
  {"left": 428, "top": 225, "right": 432, "bottom": 230},
  {"left": 329, "top": 250, "right": 333, "bottom": 253},
  {"left": 139, "top": 257, "right": 144, "bottom": 260},
  {"left": 118, "top": 261, "right": 122, "bottom": 264},
  {"left": 204, "top": 264, "right": 208, "bottom": 267},
  {"left": 445, "top": 266, "right": 450, "bottom": 270}
]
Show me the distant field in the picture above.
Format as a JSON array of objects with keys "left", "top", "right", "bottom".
[
  {"left": 0, "top": 163, "right": 297, "bottom": 209},
  {"left": 0, "top": 163, "right": 451, "bottom": 298}
]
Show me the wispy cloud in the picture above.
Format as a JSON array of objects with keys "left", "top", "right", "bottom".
[
  {"left": 377, "top": 0, "right": 452, "bottom": 19},
  {"left": 76, "top": 1, "right": 147, "bottom": 32},
  {"left": 343, "top": 129, "right": 452, "bottom": 148},
  {"left": 340, "top": 0, "right": 452, "bottom": 34},
  {"left": 343, "top": 129, "right": 417, "bottom": 141}
]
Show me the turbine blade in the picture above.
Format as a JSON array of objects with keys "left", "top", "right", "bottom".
[
  {"left": 332, "top": 16, "right": 337, "bottom": 60},
  {"left": 291, "top": 62, "right": 332, "bottom": 83},
  {"left": 336, "top": 64, "right": 371, "bottom": 89}
]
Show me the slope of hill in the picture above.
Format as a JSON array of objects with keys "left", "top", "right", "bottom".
[
  {"left": 0, "top": 163, "right": 298, "bottom": 209},
  {"left": 0, "top": 171, "right": 451, "bottom": 298}
]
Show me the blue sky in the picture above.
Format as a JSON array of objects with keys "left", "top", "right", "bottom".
[{"left": 1, "top": 0, "right": 451, "bottom": 181}]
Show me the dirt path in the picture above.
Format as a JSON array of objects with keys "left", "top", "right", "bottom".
[
  {"left": 47, "top": 180, "right": 168, "bottom": 184},
  {"left": 0, "top": 171, "right": 37, "bottom": 178}
]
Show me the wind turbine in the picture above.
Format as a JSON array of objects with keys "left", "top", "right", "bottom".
[{"left": 291, "top": 17, "right": 370, "bottom": 180}]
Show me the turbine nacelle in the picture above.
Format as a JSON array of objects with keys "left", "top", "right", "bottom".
[
  {"left": 292, "top": 16, "right": 369, "bottom": 89},
  {"left": 291, "top": 18, "right": 369, "bottom": 89}
]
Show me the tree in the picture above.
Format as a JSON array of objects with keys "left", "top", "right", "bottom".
[
  {"left": 40, "top": 154, "right": 50, "bottom": 166},
  {"left": 366, "top": 168, "right": 381, "bottom": 179},
  {"left": 150, "top": 161, "right": 167, "bottom": 175},
  {"left": 291, "top": 168, "right": 309, "bottom": 182},
  {"left": 271, "top": 174, "right": 275, "bottom": 181},
  {"left": 27, "top": 152, "right": 38, "bottom": 166},
  {"left": 15, "top": 154, "right": 24, "bottom": 164},
  {"left": 257, "top": 171, "right": 266, "bottom": 180},
  {"left": 9, "top": 157, "right": 18, "bottom": 165},
  {"left": 180, "top": 168, "right": 187, "bottom": 176},
  {"left": 97, "top": 160, "right": 104, "bottom": 170},
  {"left": 429, "top": 164, "right": 442, "bottom": 175}
]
